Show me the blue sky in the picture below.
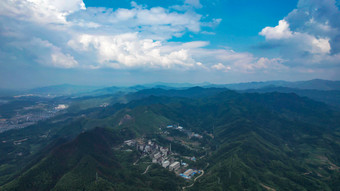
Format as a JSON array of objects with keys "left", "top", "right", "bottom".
[{"left": 0, "top": 0, "right": 339, "bottom": 88}]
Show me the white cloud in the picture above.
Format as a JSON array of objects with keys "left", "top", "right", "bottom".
[
  {"left": 202, "top": 18, "right": 222, "bottom": 28},
  {"left": 210, "top": 57, "right": 287, "bottom": 73},
  {"left": 50, "top": 52, "right": 79, "bottom": 68},
  {"left": 260, "top": 19, "right": 331, "bottom": 55},
  {"left": 259, "top": 0, "right": 340, "bottom": 68},
  {"left": 260, "top": 20, "right": 293, "bottom": 40},
  {"left": 0, "top": 0, "right": 292, "bottom": 75},
  {"left": 30, "top": 38, "right": 78, "bottom": 68},
  {"left": 67, "top": 31, "right": 285, "bottom": 72},
  {"left": 0, "top": 0, "right": 85, "bottom": 24},
  {"left": 211, "top": 63, "right": 231, "bottom": 72},
  {"left": 310, "top": 36, "right": 331, "bottom": 54},
  {"left": 188, "top": 47, "right": 288, "bottom": 73},
  {"left": 68, "top": 33, "right": 195, "bottom": 69},
  {"left": 68, "top": 4, "right": 204, "bottom": 40},
  {"left": 224, "top": 56, "right": 287, "bottom": 73},
  {"left": 0, "top": 0, "right": 225, "bottom": 70},
  {"left": 254, "top": 58, "right": 287, "bottom": 70},
  {"left": 184, "top": 0, "right": 203, "bottom": 9},
  {"left": 181, "top": 41, "right": 210, "bottom": 49},
  {"left": 196, "top": 62, "right": 203, "bottom": 66},
  {"left": 172, "top": 0, "right": 203, "bottom": 11}
]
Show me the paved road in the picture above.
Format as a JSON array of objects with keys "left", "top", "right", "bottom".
[
  {"left": 142, "top": 164, "right": 152, "bottom": 174},
  {"left": 193, "top": 170, "right": 204, "bottom": 182},
  {"left": 133, "top": 158, "right": 139, "bottom": 165}
]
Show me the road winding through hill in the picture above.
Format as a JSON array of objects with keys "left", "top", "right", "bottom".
[
  {"left": 142, "top": 164, "right": 152, "bottom": 174},
  {"left": 133, "top": 158, "right": 139, "bottom": 165}
]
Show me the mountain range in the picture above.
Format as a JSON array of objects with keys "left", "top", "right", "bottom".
[
  {"left": 0, "top": 86, "right": 339, "bottom": 190},
  {"left": 1, "top": 79, "right": 339, "bottom": 97}
]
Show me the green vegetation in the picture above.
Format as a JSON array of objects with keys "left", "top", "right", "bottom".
[
  {"left": 1, "top": 127, "right": 185, "bottom": 191},
  {"left": 1, "top": 87, "right": 339, "bottom": 190}
]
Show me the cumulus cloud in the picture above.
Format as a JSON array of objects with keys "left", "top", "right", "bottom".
[
  {"left": 211, "top": 63, "right": 231, "bottom": 72},
  {"left": 286, "top": 0, "right": 340, "bottom": 55},
  {"left": 67, "top": 3, "right": 203, "bottom": 40},
  {"left": 260, "top": 21, "right": 331, "bottom": 55},
  {"left": 0, "top": 0, "right": 294, "bottom": 75},
  {"left": 209, "top": 57, "right": 287, "bottom": 73},
  {"left": 188, "top": 47, "right": 287, "bottom": 73},
  {"left": 227, "top": 56, "right": 287, "bottom": 73},
  {"left": 260, "top": 20, "right": 293, "bottom": 40},
  {"left": 68, "top": 33, "right": 195, "bottom": 69},
  {"left": 254, "top": 58, "right": 288, "bottom": 70},
  {"left": 0, "top": 0, "right": 228, "bottom": 71},
  {"left": 29, "top": 38, "right": 78, "bottom": 68},
  {"left": 259, "top": 0, "right": 340, "bottom": 67},
  {"left": 0, "top": 0, "right": 85, "bottom": 24}
]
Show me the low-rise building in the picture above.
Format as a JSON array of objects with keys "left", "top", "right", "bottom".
[
  {"left": 183, "top": 169, "right": 194, "bottom": 177},
  {"left": 124, "top": 140, "right": 135, "bottom": 146},
  {"left": 154, "top": 152, "right": 162, "bottom": 159},
  {"left": 152, "top": 158, "right": 158, "bottom": 163},
  {"left": 180, "top": 169, "right": 197, "bottom": 179},
  {"left": 160, "top": 147, "right": 168, "bottom": 156},
  {"left": 162, "top": 160, "right": 170, "bottom": 168},
  {"left": 169, "top": 161, "right": 180, "bottom": 171},
  {"left": 145, "top": 145, "right": 151, "bottom": 153}
]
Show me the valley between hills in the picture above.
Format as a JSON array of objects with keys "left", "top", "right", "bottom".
[{"left": 0, "top": 83, "right": 339, "bottom": 190}]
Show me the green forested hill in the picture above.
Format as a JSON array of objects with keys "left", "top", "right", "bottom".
[
  {"left": 1, "top": 88, "right": 339, "bottom": 190},
  {"left": 243, "top": 86, "right": 340, "bottom": 108},
  {"left": 2, "top": 127, "right": 185, "bottom": 191}
]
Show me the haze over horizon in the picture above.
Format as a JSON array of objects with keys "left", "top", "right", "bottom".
[{"left": 1, "top": 0, "right": 340, "bottom": 89}]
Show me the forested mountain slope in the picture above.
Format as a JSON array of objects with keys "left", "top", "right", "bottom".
[{"left": 1, "top": 88, "right": 339, "bottom": 190}]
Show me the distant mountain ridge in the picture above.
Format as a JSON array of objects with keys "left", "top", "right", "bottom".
[
  {"left": 2, "top": 79, "right": 340, "bottom": 99},
  {"left": 243, "top": 86, "right": 340, "bottom": 108},
  {"left": 207, "top": 79, "right": 340, "bottom": 91},
  {"left": 26, "top": 84, "right": 104, "bottom": 97}
]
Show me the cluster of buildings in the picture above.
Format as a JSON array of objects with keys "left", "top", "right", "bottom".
[
  {"left": 0, "top": 104, "right": 68, "bottom": 133},
  {"left": 180, "top": 169, "right": 201, "bottom": 179},
  {"left": 54, "top": 104, "right": 68, "bottom": 110},
  {"left": 123, "top": 138, "right": 200, "bottom": 180},
  {"left": 124, "top": 139, "right": 172, "bottom": 165},
  {"left": 166, "top": 124, "right": 183, "bottom": 130},
  {"left": 99, "top": 103, "right": 109, "bottom": 108},
  {"left": 189, "top": 133, "right": 203, "bottom": 139},
  {"left": 0, "top": 113, "right": 51, "bottom": 133},
  {"left": 166, "top": 124, "right": 203, "bottom": 139}
]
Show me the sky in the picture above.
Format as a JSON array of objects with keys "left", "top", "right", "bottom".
[{"left": 0, "top": 0, "right": 340, "bottom": 89}]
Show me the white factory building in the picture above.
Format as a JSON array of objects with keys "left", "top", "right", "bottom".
[{"left": 169, "top": 161, "right": 180, "bottom": 171}]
